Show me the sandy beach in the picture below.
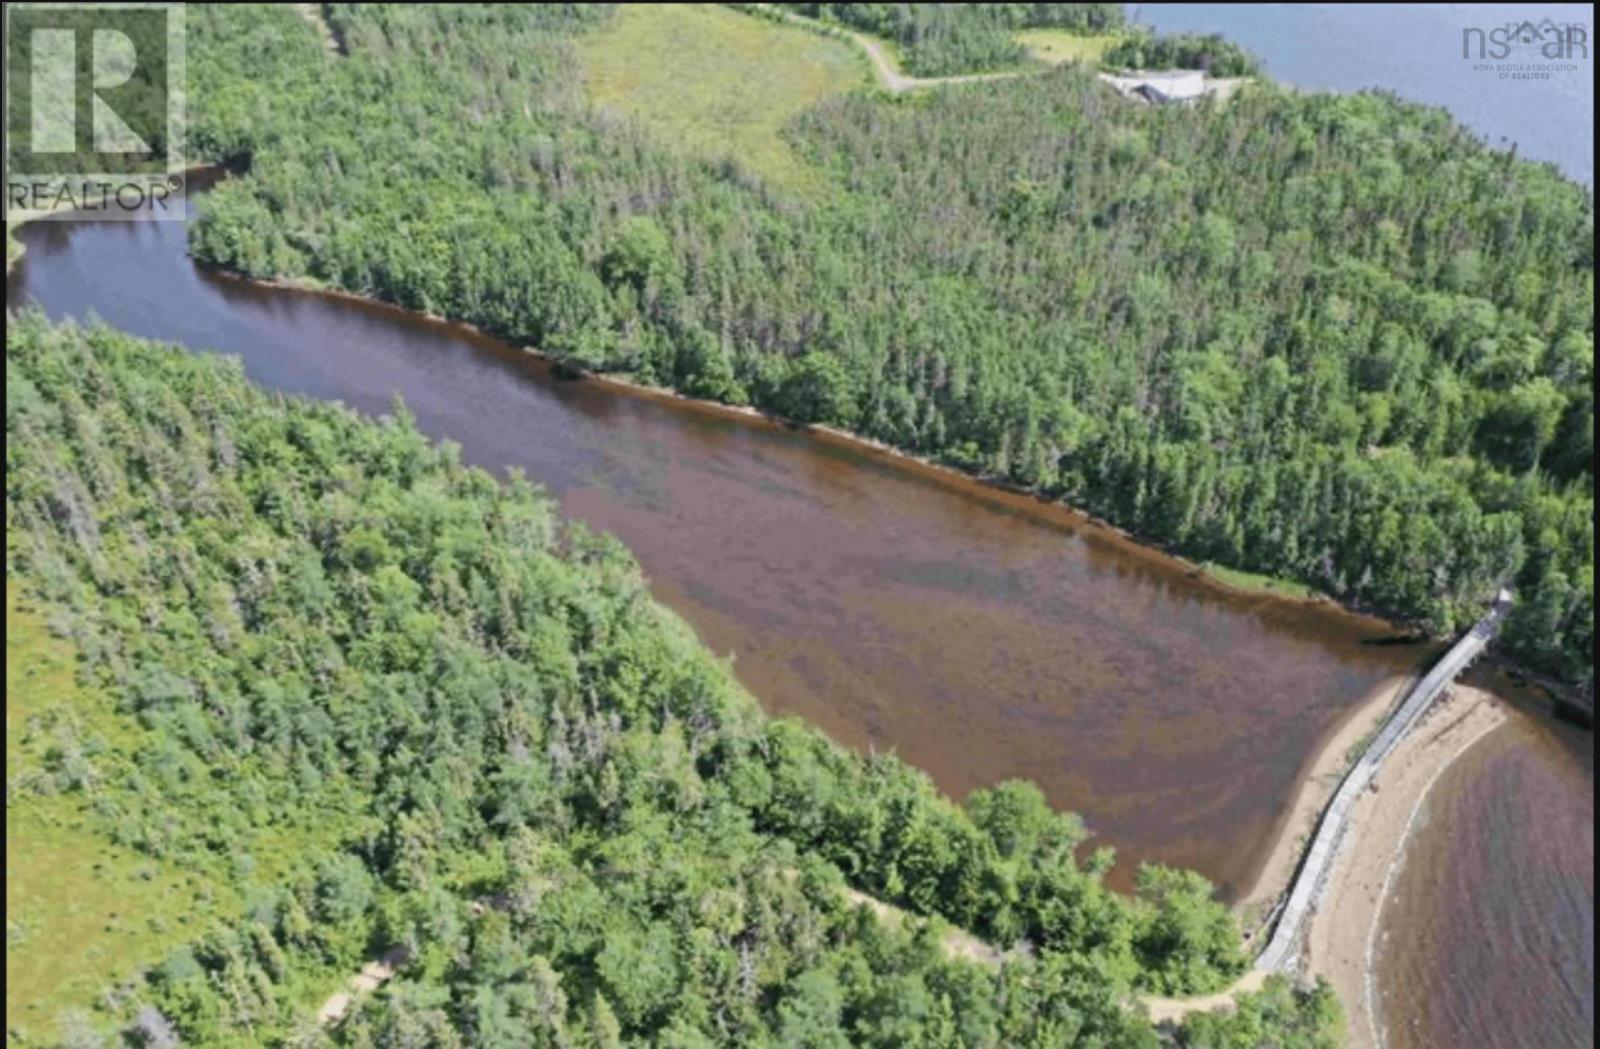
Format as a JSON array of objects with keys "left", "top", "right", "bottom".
[
  {"left": 1302, "top": 684, "right": 1509, "bottom": 1048},
  {"left": 1142, "top": 681, "right": 1508, "bottom": 1031},
  {"left": 1142, "top": 673, "right": 1411, "bottom": 1027},
  {"left": 1234, "top": 674, "right": 1413, "bottom": 939}
]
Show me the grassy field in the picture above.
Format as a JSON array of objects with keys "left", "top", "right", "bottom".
[
  {"left": 576, "top": 4, "right": 868, "bottom": 195},
  {"left": 5, "top": 585, "right": 237, "bottom": 1037},
  {"left": 1015, "top": 28, "right": 1121, "bottom": 66},
  {"left": 1199, "top": 561, "right": 1323, "bottom": 602},
  {"left": 6, "top": 581, "right": 370, "bottom": 1039}
]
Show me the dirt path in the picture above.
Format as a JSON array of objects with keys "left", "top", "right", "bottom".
[
  {"left": 844, "top": 31, "right": 1025, "bottom": 94},
  {"left": 840, "top": 886, "right": 1004, "bottom": 966},
  {"left": 314, "top": 884, "right": 1001, "bottom": 1028},
  {"left": 747, "top": 4, "right": 1247, "bottom": 100},
  {"left": 295, "top": 3, "right": 341, "bottom": 56},
  {"left": 315, "top": 944, "right": 409, "bottom": 1027},
  {"left": 744, "top": 4, "right": 1024, "bottom": 94},
  {"left": 1143, "top": 969, "right": 1270, "bottom": 1026}
]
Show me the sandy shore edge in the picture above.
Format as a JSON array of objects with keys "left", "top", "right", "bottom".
[
  {"left": 1143, "top": 680, "right": 1504, "bottom": 1029},
  {"left": 1234, "top": 674, "right": 1415, "bottom": 939},
  {"left": 1303, "top": 684, "right": 1508, "bottom": 1048},
  {"left": 1141, "top": 675, "right": 1407, "bottom": 1027}
]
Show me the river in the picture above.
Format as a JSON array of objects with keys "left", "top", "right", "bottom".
[
  {"left": 6, "top": 187, "right": 1590, "bottom": 1047},
  {"left": 5, "top": 192, "right": 1429, "bottom": 903}
]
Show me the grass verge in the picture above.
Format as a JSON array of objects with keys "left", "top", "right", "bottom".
[{"left": 1199, "top": 561, "right": 1322, "bottom": 601}]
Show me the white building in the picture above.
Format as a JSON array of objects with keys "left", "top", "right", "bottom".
[{"left": 1102, "top": 69, "right": 1209, "bottom": 104}]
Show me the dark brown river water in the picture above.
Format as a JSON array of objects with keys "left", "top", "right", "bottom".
[
  {"left": 7, "top": 196, "right": 1591, "bottom": 1046},
  {"left": 1375, "top": 671, "right": 1594, "bottom": 1049}
]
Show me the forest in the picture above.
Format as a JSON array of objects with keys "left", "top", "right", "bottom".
[
  {"left": 1101, "top": 31, "right": 1260, "bottom": 77},
  {"left": 180, "top": 4, "right": 1594, "bottom": 692},
  {"left": 6, "top": 313, "right": 1345, "bottom": 1046}
]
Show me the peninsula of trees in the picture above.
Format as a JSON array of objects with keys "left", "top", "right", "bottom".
[{"left": 7, "top": 313, "right": 1340, "bottom": 1046}]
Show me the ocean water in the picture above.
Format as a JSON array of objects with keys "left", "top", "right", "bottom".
[{"left": 1131, "top": 3, "right": 1595, "bottom": 183}]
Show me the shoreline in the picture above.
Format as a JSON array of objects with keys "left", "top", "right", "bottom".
[
  {"left": 1302, "top": 685, "right": 1509, "bottom": 1049},
  {"left": 192, "top": 263, "right": 1433, "bottom": 644},
  {"left": 1142, "top": 671, "right": 1414, "bottom": 1027},
  {"left": 1232, "top": 673, "right": 1414, "bottom": 937},
  {"left": 1143, "top": 679, "right": 1505, "bottom": 1029},
  {"left": 144, "top": 145, "right": 1588, "bottom": 720},
  {"left": 55, "top": 161, "right": 1549, "bottom": 664},
  {"left": 7, "top": 162, "right": 220, "bottom": 276}
]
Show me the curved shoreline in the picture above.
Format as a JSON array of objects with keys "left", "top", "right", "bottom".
[
  {"left": 1233, "top": 673, "right": 1413, "bottom": 934},
  {"left": 1304, "top": 685, "right": 1509, "bottom": 1048},
  {"left": 81, "top": 163, "right": 1385, "bottom": 631},
  {"left": 1143, "top": 682, "right": 1506, "bottom": 1028}
]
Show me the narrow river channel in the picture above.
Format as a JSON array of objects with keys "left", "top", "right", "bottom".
[{"left": 7, "top": 183, "right": 1590, "bottom": 1047}]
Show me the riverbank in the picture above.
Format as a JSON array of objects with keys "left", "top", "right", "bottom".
[
  {"left": 1304, "top": 684, "right": 1509, "bottom": 1049},
  {"left": 6, "top": 162, "right": 216, "bottom": 276},
  {"left": 1234, "top": 674, "right": 1413, "bottom": 938},
  {"left": 1142, "top": 682, "right": 1508, "bottom": 1030},
  {"left": 200, "top": 263, "right": 1401, "bottom": 640}
]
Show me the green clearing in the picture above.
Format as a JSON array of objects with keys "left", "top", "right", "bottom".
[
  {"left": 4, "top": 585, "right": 235, "bottom": 1036},
  {"left": 1015, "top": 28, "right": 1121, "bottom": 66},
  {"left": 1200, "top": 562, "right": 1322, "bottom": 602},
  {"left": 5, "top": 584, "right": 349, "bottom": 1040},
  {"left": 576, "top": 4, "right": 868, "bottom": 194}
]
